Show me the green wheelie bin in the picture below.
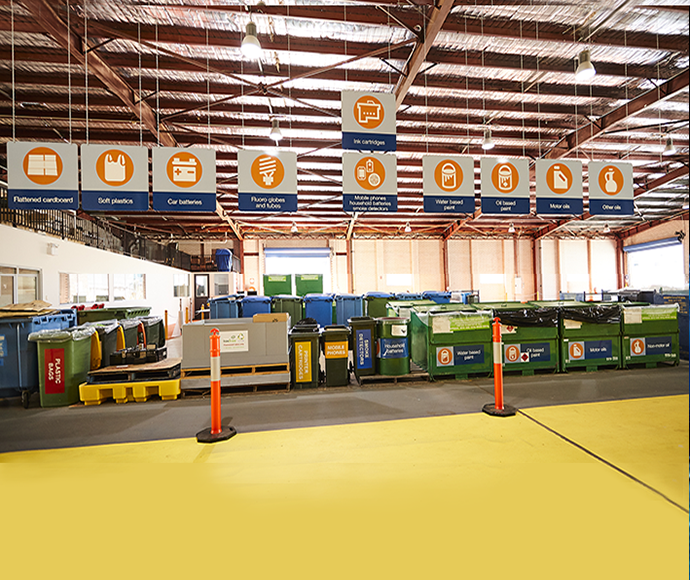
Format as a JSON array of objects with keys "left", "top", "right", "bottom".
[
  {"left": 376, "top": 317, "right": 410, "bottom": 376},
  {"left": 29, "top": 326, "right": 96, "bottom": 407},
  {"left": 271, "top": 295, "right": 304, "bottom": 328},
  {"left": 289, "top": 325, "right": 320, "bottom": 388},
  {"left": 321, "top": 325, "right": 351, "bottom": 387}
]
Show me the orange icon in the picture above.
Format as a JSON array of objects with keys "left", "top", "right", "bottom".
[
  {"left": 354, "top": 156, "right": 385, "bottom": 191},
  {"left": 491, "top": 162, "right": 518, "bottom": 194},
  {"left": 437, "top": 347, "right": 453, "bottom": 366},
  {"left": 434, "top": 159, "right": 462, "bottom": 192},
  {"left": 23, "top": 147, "right": 62, "bottom": 185},
  {"left": 631, "top": 339, "right": 645, "bottom": 355},
  {"left": 354, "top": 95, "right": 384, "bottom": 130},
  {"left": 569, "top": 342, "right": 584, "bottom": 360},
  {"left": 166, "top": 151, "right": 202, "bottom": 188},
  {"left": 251, "top": 155, "right": 285, "bottom": 189},
  {"left": 598, "top": 165, "right": 623, "bottom": 196},
  {"left": 505, "top": 345, "right": 520, "bottom": 363},
  {"left": 96, "top": 149, "right": 134, "bottom": 186},
  {"left": 546, "top": 163, "right": 572, "bottom": 194}
]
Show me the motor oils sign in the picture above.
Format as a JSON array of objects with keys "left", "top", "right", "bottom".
[{"left": 535, "top": 159, "right": 583, "bottom": 215}]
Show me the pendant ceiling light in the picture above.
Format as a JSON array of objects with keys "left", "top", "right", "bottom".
[
  {"left": 270, "top": 118, "right": 283, "bottom": 142},
  {"left": 575, "top": 49, "right": 596, "bottom": 82},
  {"left": 663, "top": 136, "right": 677, "bottom": 156},
  {"left": 482, "top": 128, "right": 495, "bottom": 150},
  {"left": 241, "top": 22, "right": 261, "bottom": 58}
]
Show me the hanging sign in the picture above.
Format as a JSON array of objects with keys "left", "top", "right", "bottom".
[
  {"left": 480, "top": 158, "right": 530, "bottom": 215},
  {"left": 7, "top": 141, "right": 78, "bottom": 210},
  {"left": 588, "top": 161, "right": 633, "bottom": 215},
  {"left": 237, "top": 150, "right": 298, "bottom": 212},
  {"left": 422, "top": 155, "right": 475, "bottom": 213},
  {"left": 81, "top": 145, "right": 149, "bottom": 211},
  {"left": 152, "top": 147, "right": 216, "bottom": 212},
  {"left": 341, "top": 91, "right": 396, "bottom": 152},
  {"left": 535, "top": 159, "right": 583, "bottom": 215},
  {"left": 342, "top": 151, "right": 397, "bottom": 213}
]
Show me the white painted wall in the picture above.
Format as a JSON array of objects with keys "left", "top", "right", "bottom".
[{"left": 0, "top": 224, "right": 192, "bottom": 335}]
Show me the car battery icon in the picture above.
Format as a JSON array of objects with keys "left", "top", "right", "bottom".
[
  {"left": 356, "top": 99, "right": 382, "bottom": 125},
  {"left": 172, "top": 156, "right": 197, "bottom": 183}
]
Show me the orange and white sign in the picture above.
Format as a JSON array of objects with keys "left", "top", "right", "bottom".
[
  {"left": 237, "top": 150, "right": 297, "bottom": 212},
  {"left": 436, "top": 347, "right": 454, "bottom": 367},
  {"left": 81, "top": 144, "right": 149, "bottom": 211},
  {"left": 505, "top": 344, "right": 520, "bottom": 363},
  {"left": 342, "top": 151, "right": 397, "bottom": 213},
  {"left": 588, "top": 161, "right": 633, "bottom": 216},
  {"left": 341, "top": 90, "right": 396, "bottom": 152},
  {"left": 535, "top": 159, "right": 583, "bottom": 215},
  {"left": 354, "top": 156, "right": 385, "bottom": 190},
  {"left": 480, "top": 158, "right": 530, "bottom": 215},
  {"left": 251, "top": 155, "right": 285, "bottom": 189},
  {"left": 568, "top": 341, "right": 585, "bottom": 361},
  {"left": 422, "top": 155, "right": 474, "bottom": 213},
  {"left": 152, "top": 147, "right": 216, "bottom": 212},
  {"left": 354, "top": 95, "right": 384, "bottom": 130},
  {"left": 8, "top": 141, "right": 78, "bottom": 210}
]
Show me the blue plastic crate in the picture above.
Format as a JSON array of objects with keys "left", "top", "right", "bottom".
[
  {"left": 335, "top": 294, "right": 363, "bottom": 325},
  {"left": 0, "top": 313, "right": 75, "bottom": 402}
]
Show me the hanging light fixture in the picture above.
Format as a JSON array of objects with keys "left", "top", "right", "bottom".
[
  {"left": 291, "top": 222, "right": 298, "bottom": 234},
  {"left": 508, "top": 222, "right": 516, "bottom": 234},
  {"left": 269, "top": 118, "right": 283, "bottom": 142},
  {"left": 404, "top": 222, "right": 412, "bottom": 233},
  {"left": 575, "top": 49, "right": 596, "bottom": 82},
  {"left": 663, "top": 136, "right": 677, "bottom": 156},
  {"left": 603, "top": 224, "right": 611, "bottom": 234},
  {"left": 482, "top": 128, "right": 495, "bottom": 150},
  {"left": 241, "top": 21, "right": 261, "bottom": 58}
]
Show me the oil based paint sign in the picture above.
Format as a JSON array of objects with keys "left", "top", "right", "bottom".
[
  {"left": 342, "top": 151, "right": 397, "bottom": 212},
  {"left": 341, "top": 91, "right": 396, "bottom": 152},
  {"left": 81, "top": 144, "right": 149, "bottom": 211},
  {"left": 7, "top": 141, "right": 78, "bottom": 210},
  {"left": 422, "top": 155, "right": 475, "bottom": 213},
  {"left": 535, "top": 159, "right": 583, "bottom": 215},
  {"left": 480, "top": 158, "right": 530, "bottom": 215},
  {"left": 504, "top": 342, "right": 551, "bottom": 364},
  {"left": 588, "top": 161, "right": 633, "bottom": 216},
  {"left": 152, "top": 147, "right": 216, "bottom": 212},
  {"left": 237, "top": 150, "right": 298, "bottom": 212}
]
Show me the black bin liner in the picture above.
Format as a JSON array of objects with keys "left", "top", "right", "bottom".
[
  {"left": 495, "top": 307, "right": 559, "bottom": 327},
  {"left": 561, "top": 304, "right": 621, "bottom": 324}
]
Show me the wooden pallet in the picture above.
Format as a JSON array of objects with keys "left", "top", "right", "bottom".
[
  {"left": 87, "top": 357, "right": 181, "bottom": 384},
  {"left": 181, "top": 362, "right": 290, "bottom": 393},
  {"left": 79, "top": 378, "right": 181, "bottom": 405}
]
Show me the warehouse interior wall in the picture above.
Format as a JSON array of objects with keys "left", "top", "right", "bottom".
[{"left": 0, "top": 224, "right": 192, "bottom": 335}]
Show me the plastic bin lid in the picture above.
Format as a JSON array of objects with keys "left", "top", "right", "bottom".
[
  {"left": 28, "top": 325, "right": 96, "bottom": 342},
  {"left": 140, "top": 315, "right": 163, "bottom": 323},
  {"left": 271, "top": 294, "right": 302, "bottom": 301},
  {"left": 303, "top": 293, "right": 333, "bottom": 302},
  {"left": 83, "top": 320, "right": 120, "bottom": 332},
  {"left": 335, "top": 294, "right": 361, "bottom": 300},
  {"left": 241, "top": 295, "right": 271, "bottom": 303},
  {"left": 364, "top": 292, "right": 393, "bottom": 298},
  {"left": 322, "top": 324, "right": 351, "bottom": 334},
  {"left": 348, "top": 316, "right": 374, "bottom": 323},
  {"left": 290, "top": 326, "right": 320, "bottom": 336},
  {"left": 422, "top": 291, "right": 451, "bottom": 297}
]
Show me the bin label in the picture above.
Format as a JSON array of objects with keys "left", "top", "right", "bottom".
[
  {"left": 355, "top": 329, "right": 373, "bottom": 370},
  {"left": 568, "top": 340, "right": 613, "bottom": 361},
  {"left": 0, "top": 335, "right": 5, "bottom": 358},
  {"left": 630, "top": 336, "right": 673, "bottom": 357},
  {"left": 44, "top": 347, "right": 65, "bottom": 394},
  {"left": 378, "top": 338, "right": 408, "bottom": 359},
  {"left": 325, "top": 341, "right": 348, "bottom": 359},
  {"left": 390, "top": 324, "right": 407, "bottom": 337},
  {"left": 295, "top": 341, "right": 312, "bottom": 383},
  {"left": 436, "top": 344, "right": 485, "bottom": 367},
  {"left": 504, "top": 342, "right": 550, "bottom": 364},
  {"left": 220, "top": 330, "right": 248, "bottom": 353}
]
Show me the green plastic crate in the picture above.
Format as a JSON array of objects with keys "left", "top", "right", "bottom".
[
  {"left": 263, "top": 274, "right": 292, "bottom": 297},
  {"left": 294, "top": 274, "right": 323, "bottom": 296},
  {"left": 559, "top": 304, "right": 622, "bottom": 372}
]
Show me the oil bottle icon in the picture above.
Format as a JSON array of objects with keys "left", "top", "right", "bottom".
[
  {"left": 552, "top": 165, "right": 569, "bottom": 191},
  {"left": 604, "top": 168, "right": 617, "bottom": 193}
]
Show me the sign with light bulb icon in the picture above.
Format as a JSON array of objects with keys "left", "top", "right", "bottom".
[
  {"left": 237, "top": 150, "right": 297, "bottom": 212},
  {"left": 422, "top": 155, "right": 475, "bottom": 213},
  {"left": 535, "top": 159, "right": 583, "bottom": 215},
  {"left": 342, "top": 151, "right": 397, "bottom": 213},
  {"left": 152, "top": 147, "right": 217, "bottom": 212},
  {"left": 587, "top": 161, "right": 633, "bottom": 215}
]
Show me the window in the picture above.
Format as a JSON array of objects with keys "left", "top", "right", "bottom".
[
  {"left": 173, "top": 273, "right": 190, "bottom": 297},
  {"left": 0, "top": 266, "right": 40, "bottom": 307},
  {"left": 214, "top": 273, "right": 229, "bottom": 296},
  {"left": 625, "top": 238, "right": 686, "bottom": 290},
  {"left": 60, "top": 273, "right": 110, "bottom": 304},
  {"left": 113, "top": 274, "right": 146, "bottom": 301}
]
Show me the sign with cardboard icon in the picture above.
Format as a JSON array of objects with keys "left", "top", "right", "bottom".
[
  {"left": 81, "top": 144, "right": 149, "bottom": 211},
  {"left": 480, "top": 158, "right": 530, "bottom": 214},
  {"left": 152, "top": 147, "right": 216, "bottom": 212},
  {"left": 422, "top": 155, "right": 475, "bottom": 213},
  {"left": 7, "top": 141, "right": 78, "bottom": 210},
  {"left": 237, "top": 150, "right": 298, "bottom": 212},
  {"left": 341, "top": 91, "right": 396, "bottom": 152},
  {"left": 342, "top": 151, "right": 397, "bottom": 212},
  {"left": 535, "top": 159, "right": 583, "bottom": 215},
  {"left": 588, "top": 161, "right": 633, "bottom": 215}
]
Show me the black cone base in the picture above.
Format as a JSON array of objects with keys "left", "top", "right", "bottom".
[
  {"left": 196, "top": 425, "right": 237, "bottom": 443},
  {"left": 482, "top": 402, "right": 517, "bottom": 417}
]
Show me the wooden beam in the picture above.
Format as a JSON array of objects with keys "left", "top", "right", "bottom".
[
  {"left": 21, "top": 0, "right": 176, "bottom": 147},
  {"left": 215, "top": 201, "right": 243, "bottom": 241},
  {"left": 394, "top": 0, "right": 455, "bottom": 108},
  {"left": 618, "top": 209, "right": 689, "bottom": 240}
]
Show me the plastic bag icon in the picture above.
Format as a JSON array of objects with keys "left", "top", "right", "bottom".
[{"left": 104, "top": 154, "right": 126, "bottom": 182}]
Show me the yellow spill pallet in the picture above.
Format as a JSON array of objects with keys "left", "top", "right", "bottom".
[{"left": 79, "top": 379, "right": 181, "bottom": 406}]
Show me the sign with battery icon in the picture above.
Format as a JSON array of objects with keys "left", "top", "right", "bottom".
[
  {"left": 342, "top": 151, "right": 397, "bottom": 212},
  {"left": 152, "top": 147, "right": 217, "bottom": 212},
  {"left": 535, "top": 159, "right": 583, "bottom": 215},
  {"left": 341, "top": 91, "right": 396, "bottom": 152}
]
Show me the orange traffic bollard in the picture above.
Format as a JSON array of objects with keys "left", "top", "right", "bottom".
[
  {"left": 196, "top": 328, "right": 237, "bottom": 443},
  {"left": 483, "top": 317, "right": 517, "bottom": 417}
]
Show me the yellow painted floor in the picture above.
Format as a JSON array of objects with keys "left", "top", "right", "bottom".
[{"left": 1, "top": 395, "right": 687, "bottom": 580}]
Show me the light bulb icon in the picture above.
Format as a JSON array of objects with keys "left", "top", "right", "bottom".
[{"left": 258, "top": 156, "right": 277, "bottom": 186}]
